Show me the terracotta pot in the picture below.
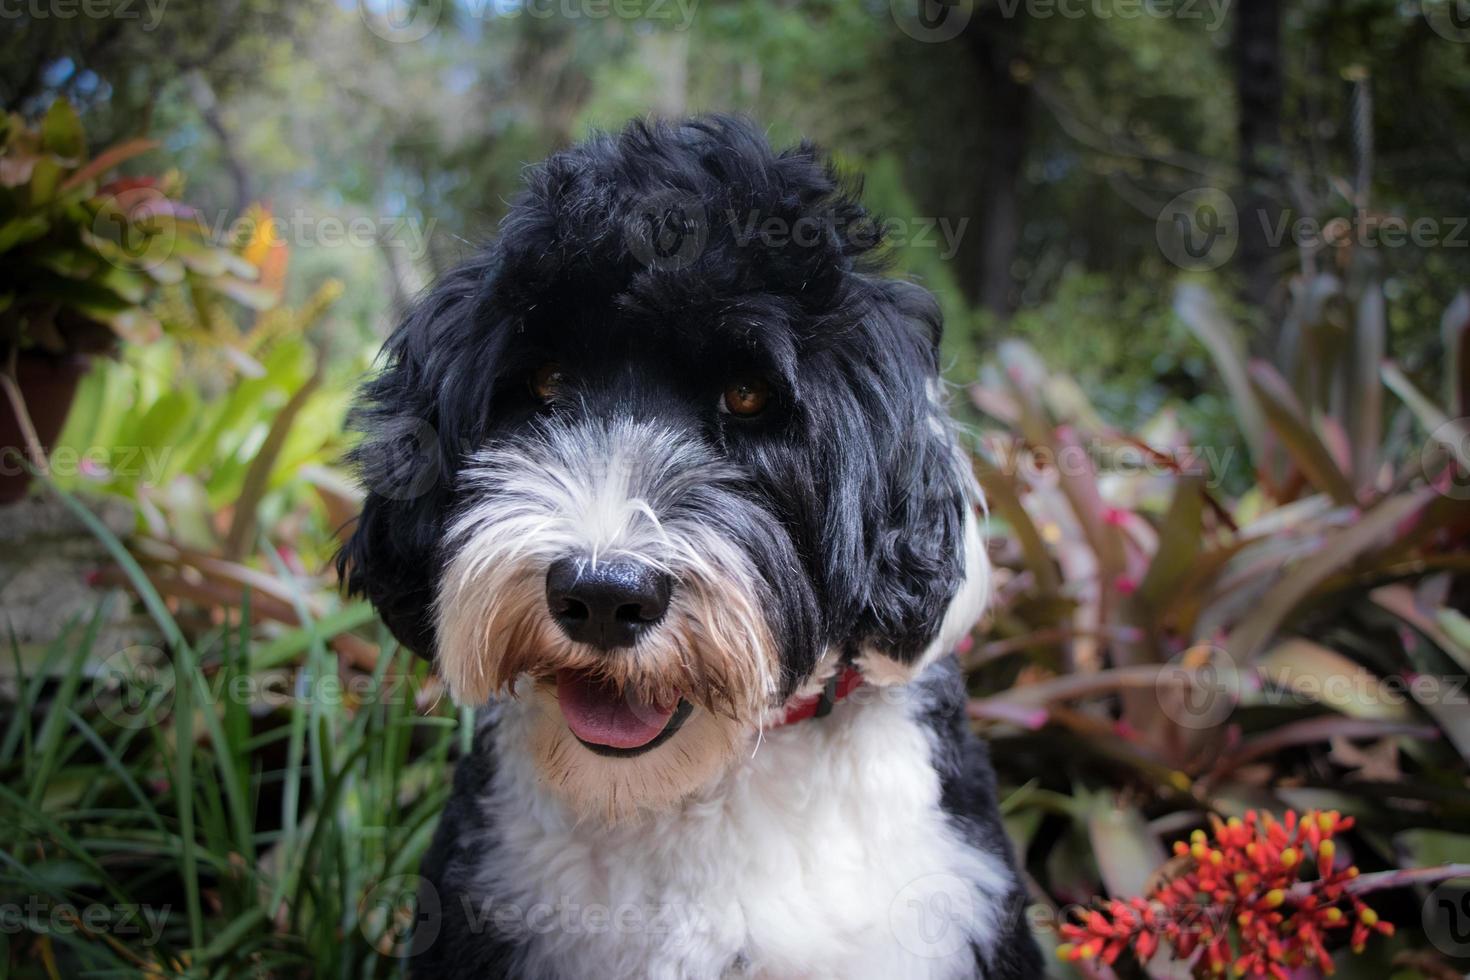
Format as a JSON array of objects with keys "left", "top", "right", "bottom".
[{"left": 0, "top": 353, "right": 90, "bottom": 505}]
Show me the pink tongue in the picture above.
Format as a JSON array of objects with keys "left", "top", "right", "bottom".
[{"left": 556, "top": 671, "right": 677, "bottom": 749}]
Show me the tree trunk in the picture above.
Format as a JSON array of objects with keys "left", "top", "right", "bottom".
[
  {"left": 963, "top": 7, "right": 1032, "bottom": 319},
  {"left": 1233, "top": 0, "right": 1285, "bottom": 324}
]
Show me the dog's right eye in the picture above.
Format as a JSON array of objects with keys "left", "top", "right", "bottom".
[
  {"left": 530, "top": 363, "right": 565, "bottom": 402},
  {"left": 720, "top": 378, "right": 771, "bottom": 418}
]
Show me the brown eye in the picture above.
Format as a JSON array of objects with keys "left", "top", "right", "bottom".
[
  {"left": 721, "top": 378, "right": 771, "bottom": 417},
  {"left": 531, "top": 363, "right": 564, "bottom": 402}
]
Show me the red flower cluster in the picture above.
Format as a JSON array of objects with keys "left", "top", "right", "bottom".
[{"left": 1057, "top": 809, "right": 1394, "bottom": 978}]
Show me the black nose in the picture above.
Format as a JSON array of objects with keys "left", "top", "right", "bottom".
[{"left": 545, "top": 557, "right": 672, "bottom": 650}]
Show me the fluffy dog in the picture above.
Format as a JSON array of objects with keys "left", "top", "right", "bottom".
[{"left": 340, "top": 115, "right": 1042, "bottom": 979}]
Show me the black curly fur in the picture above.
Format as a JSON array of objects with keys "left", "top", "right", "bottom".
[{"left": 339, "top": 115, "right": 968, "bottom": 675}]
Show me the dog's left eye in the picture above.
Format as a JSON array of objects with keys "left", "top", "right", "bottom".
[
  {"left": 531, "top": 363, "right": 565, "bottom": 402},
  {"left": 719, "top": 378, "right": 771, "bottom": 417}
]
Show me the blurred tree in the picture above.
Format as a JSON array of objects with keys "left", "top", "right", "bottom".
[
  {"left": 0, "top": 0, "right": 311, "bottom": 139},
  {"left": 6, "top": 0, "right": 1467, "bottom": 410},
  {"left": 1233, "top": 0, "right": 1286, "bottom": 319}
]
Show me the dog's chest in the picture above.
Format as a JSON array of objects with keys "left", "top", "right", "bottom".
[{"left": 478, "top": 695, "right": 1012, "bottom": 980}]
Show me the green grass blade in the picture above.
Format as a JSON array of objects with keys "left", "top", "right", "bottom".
[
  {"left": 63, "top": 708, "right": 166, "bottom": 835},
  {"left": 28, "top": 597, "right": 111, "bottom": 808}
]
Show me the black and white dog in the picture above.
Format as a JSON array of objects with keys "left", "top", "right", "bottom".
[{"left": 340, "top": 116, "right": 1042, "bottom": 979}]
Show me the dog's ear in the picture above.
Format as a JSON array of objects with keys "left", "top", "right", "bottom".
[
  {"left": 337, "top": 255, "right": 497, "bottom": 659},
  {"left": 825, "top": 280, "right": 990, "bottom": 684}
]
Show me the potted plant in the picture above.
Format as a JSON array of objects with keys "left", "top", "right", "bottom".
[{"left": 0, "top": 99, "right": 263, "bottom": 503}]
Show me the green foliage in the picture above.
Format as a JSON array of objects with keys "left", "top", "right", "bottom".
[
  {"left": 970, "top": 281, "right": 1470, "bottom": 976},
  {"left": 0, "top": 485, "right": 457, "bottom": 976},
  {"left": 0, "top": 101, "right": 265, "bottom": 356},
  {"left": 52, "top": 317, "right": 353, "bottom": 561},
  {"left": 5, "top": 4, "right": 1470, "bottom": 975}
]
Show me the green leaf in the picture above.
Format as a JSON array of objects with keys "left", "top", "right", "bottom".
[
  {"left": 28, "top": 600, "right": 109, "bottom": 808},
  {"left": 1249, "top": 360, "right": 1357, "bottom": 505},
  {"left": 1440, "top": 609, "right": 1470, "bottom": 668},
  {"left": 1224, "top": 488, "right": 1437, "bottom": 662},
  {"left": 1085, "top": 791, "right": 1166, "bottom": 898},
  {"left": 974, "top": 453, "right": 1060, "bottom": 594},
  {"left": 1174, "top": 284, "right": 1271, "bottom": 479},
  {"left": 1349, "top": 281, "right": 1385, "bottom": 487},
  {"left": 1443, "top": 290, "right": 1469, "bottom": 417},
  {"left": 1382, "top": 360, "right": 1470, "bottom": 474},
  {"left": 24, "top": 859, "right": 102, "bottom": 892},
  {"left": 40, "top": 99, "right": 84, "bottom": 160},
  {"left": 27, "top": 156, "right": 62, "bottom": 206},
  {"left": 0, "top": 783, "right": 127, "bottom": 905},
  {"left": 209, "top": 274, "right": 279, "bottom": 311},
  {"left": 95, "top": 263, "right": 152, "bottom": 305},
  {"left": 0, "top": 214, "right": 49, "bottom": 253},
  {"left": 39, "top": 478, "right": 256, "bottom": 883},
  {"left": 116, "top": 389, "right": 197, "bottom": 469},
  {"left": 1133, "top": 474, "right": 1204, "bottom": 614},
  {"left": 194, "top": 907, "right": 268, "bottom": 964},
  {"left": 64, "top": 709, "right": 167, "bottom": 836},
  {"left": 249, "top": 602, "right": 379, "bottom": 672},
  {"left": 1395, "top": 829, "right": 1470, "bottom": 870},
  {"left": 1257, "top": 639, "right": 1410, "bottom": 721},
  {"left": 143, "top": 255, "right": 187, "bottom": 285},
  {"left": 34, "top": 248, "right": 101, "bottom": 280}
]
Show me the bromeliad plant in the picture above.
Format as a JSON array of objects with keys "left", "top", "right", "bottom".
[
  {"left": 970, "top": 280, "right": 1470, "bottom": 760},
  {"left": 0, "top": 100, "right": 271, "bottom": 358},
  {"left": 50, "top": 249, "right": 371, "bottom": 662},
  {"left": 966, "top": 273, "right": 1470, "bottom": 976},
  {"left": 0, "top": 99, "right": 278, "bottom": 501}
]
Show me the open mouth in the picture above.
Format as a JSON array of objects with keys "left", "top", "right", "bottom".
[{"left": 555, "top": 669, "right": 692, "bottom": 757}]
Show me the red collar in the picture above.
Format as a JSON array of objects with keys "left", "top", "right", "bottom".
[{"left": 774, "top": 665, "right": 866, "bottom": 727}]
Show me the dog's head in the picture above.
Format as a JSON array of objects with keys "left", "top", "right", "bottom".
[{"left": 340, "top": 116, "right": 988, "bottom": 818}]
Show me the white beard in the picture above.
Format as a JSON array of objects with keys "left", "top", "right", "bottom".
[{"left": 464, "top": 669, "right": 1017, "bottom": 980}]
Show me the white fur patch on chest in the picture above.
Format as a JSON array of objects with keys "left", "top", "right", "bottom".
[{"left": 473, "top": 689, "right": 1015, "bottom": 980}]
